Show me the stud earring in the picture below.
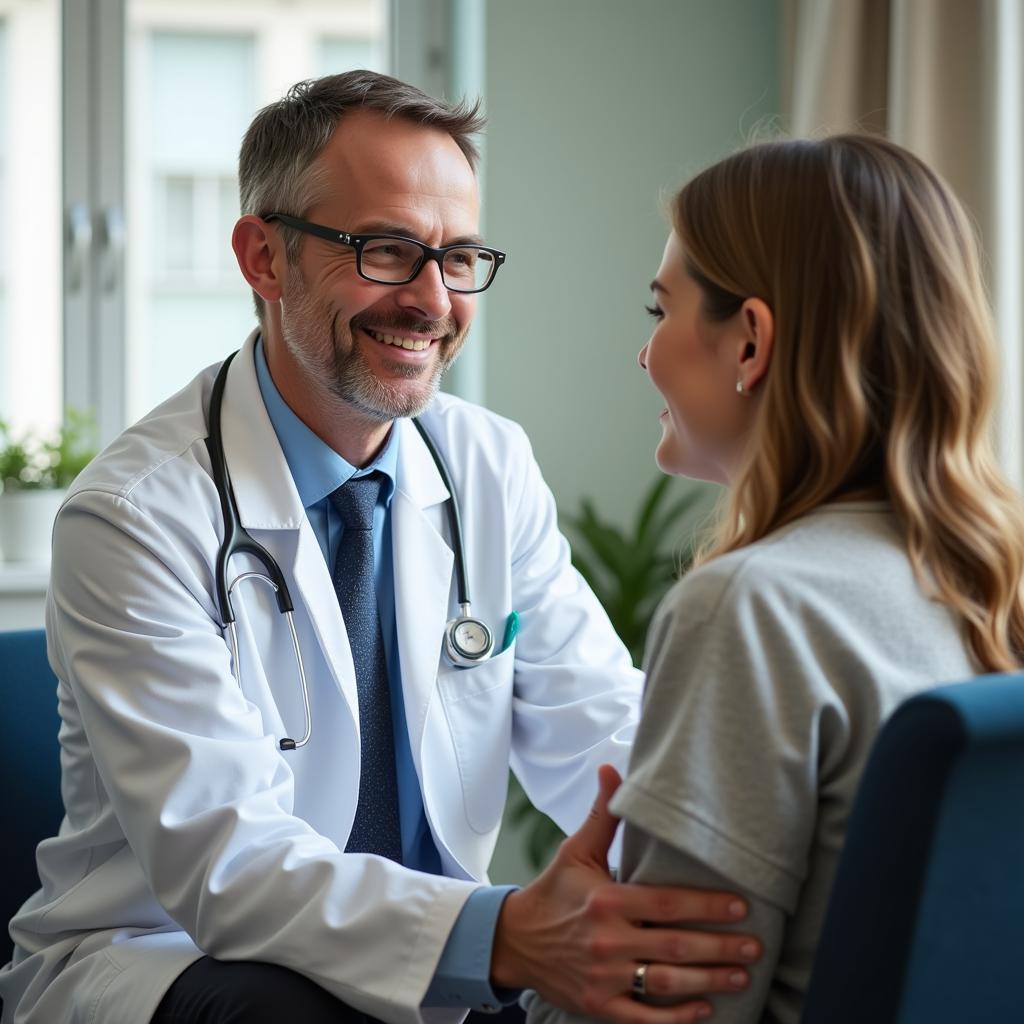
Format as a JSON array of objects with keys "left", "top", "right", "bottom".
[{"left": 736, "top": 379, "right": 745, "bottom": 394}]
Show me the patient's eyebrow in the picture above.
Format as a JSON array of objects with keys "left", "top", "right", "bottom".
[{"left": 650, "top": 280, "right": 668, "bottom": 294}]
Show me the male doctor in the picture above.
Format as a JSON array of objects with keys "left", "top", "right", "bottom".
[{"left": 0, "top": 72, "right": 759, "bottom": 1024}]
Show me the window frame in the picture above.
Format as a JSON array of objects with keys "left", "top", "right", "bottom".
[{"left": 63, "top": 0, "right": 126, "bottom": 444}]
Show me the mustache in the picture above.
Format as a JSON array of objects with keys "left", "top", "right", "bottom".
[{"left": 349, "top": 311, "right": 460, "bottom": 339}]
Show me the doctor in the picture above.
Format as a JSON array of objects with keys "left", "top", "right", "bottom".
[{"left": 0, "top": 72, "right": 758, "bottom": 1024}]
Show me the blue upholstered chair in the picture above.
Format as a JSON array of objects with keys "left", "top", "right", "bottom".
[
  {"left": 0, "top": 629, "right": 63, "bottom": 962},
  {"left": 802, "top": 675, "right": 1024, "bottom": 1022}
]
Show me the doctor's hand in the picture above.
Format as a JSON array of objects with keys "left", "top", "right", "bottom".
[{"left": 489, "top": 765, "right": 760, "bottom": 1024}]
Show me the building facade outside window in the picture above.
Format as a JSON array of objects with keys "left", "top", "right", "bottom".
[{"left": 127, "top": 0, "right": 388, "bottom": 422}]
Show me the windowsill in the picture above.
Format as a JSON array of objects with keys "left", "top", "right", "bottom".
[{"left": 0, "top": 561, "right": 50, "bottom": 594}]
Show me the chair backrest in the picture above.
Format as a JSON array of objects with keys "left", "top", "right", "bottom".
[
  {"left": 802, "top": 675, "right": 1024, "bottom": 1023},
  {"left": 0, "top": 629, "right": 63, "bottom": 962}
]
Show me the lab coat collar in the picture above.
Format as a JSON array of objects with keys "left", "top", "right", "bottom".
[
  {"left": 220, "top": 333, "right": 363, "bottom": 726},
  {"left": 220, "top": 329, "right": 307, "bottom": 531},
  {"left": 393, "top": 415, "right": 451, "bottom": 512},
  {"left": 387, "top": 409, "right": 459, "bottom": 790},
  {"left": 391, "top": 418, "right": 456, "bottom": 803}
]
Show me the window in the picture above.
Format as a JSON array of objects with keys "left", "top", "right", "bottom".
[{"left": 0, "top": 0, "right": 466, "bottom": 452}]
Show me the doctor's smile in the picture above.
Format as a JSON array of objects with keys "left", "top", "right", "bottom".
[
  {"left": 353, "top": 315, "right": 458, "bottom": 359},
  {"left": 364, "top": 328, "right": 442, "bottom": 352}
]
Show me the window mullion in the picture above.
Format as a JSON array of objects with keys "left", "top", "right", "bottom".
[
  {"left": 62, "top": 0, "right": 126, "bottom": 446},
  {"left": 93, "top": 0, "right": 127, "bottom": 443},
  {"left": 390, "top": 0, "right": 446, "bottom": 99},
  {"left": 61, "top": 0, "right": 95, "bottom": 432}
]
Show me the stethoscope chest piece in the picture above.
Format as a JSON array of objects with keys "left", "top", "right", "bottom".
[{"left": 444, "top": 607, "right": 494, "bottom": 667}]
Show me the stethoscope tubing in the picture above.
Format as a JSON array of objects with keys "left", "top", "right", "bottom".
[
  {"left": 207, "top": 352, "right": 311, "bottom": 750},
  {"left": 226, "top": 573, "right": 312, "bottom": 751}
]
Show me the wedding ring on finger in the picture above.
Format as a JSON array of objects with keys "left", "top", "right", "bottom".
[{"left": 631, "top": 962, "right": 649, "bottom": 1000}]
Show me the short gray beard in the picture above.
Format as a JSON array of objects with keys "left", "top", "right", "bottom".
[
  {"left": 280, "top": 270, "right": 466, "bottom": 423},
  {"left": 331, "top": 318, "right": 446, "bottom": 423}
]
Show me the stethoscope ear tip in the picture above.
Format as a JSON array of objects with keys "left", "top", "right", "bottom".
[{"left": 279, "top": 737, "right": 297, "bottom": 751}]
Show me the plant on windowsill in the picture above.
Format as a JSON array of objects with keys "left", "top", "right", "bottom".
[
  {"left": 0, "top": 410, "right": 98, "bottom": 564},
  {"left": 505, "top": 474, "right": 719, "bottom": 873}
]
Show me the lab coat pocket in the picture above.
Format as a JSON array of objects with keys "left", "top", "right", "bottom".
[{"left": 439, "top": 643, "right": 515, "bottom": 834}]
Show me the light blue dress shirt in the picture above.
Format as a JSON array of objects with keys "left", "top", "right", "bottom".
[{"left": 253, "top": 340, "right": 516, "bottom": 1009}]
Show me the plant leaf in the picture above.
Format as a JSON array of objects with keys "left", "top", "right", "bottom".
[{"left": 634, "top": 475, "right": 672, "bottom": 540}]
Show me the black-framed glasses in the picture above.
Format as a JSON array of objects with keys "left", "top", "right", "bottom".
[{"left": 264, "top": 213, "right": 506, "bottom": 294}]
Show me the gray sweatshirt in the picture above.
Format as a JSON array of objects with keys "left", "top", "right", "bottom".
[{"left": 527, "top": 502, "right": 976, "bottom": 1024}]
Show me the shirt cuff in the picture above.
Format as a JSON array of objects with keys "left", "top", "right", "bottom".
[{"left": 422, "top": 885, "right": 522, "bottom": 1010}]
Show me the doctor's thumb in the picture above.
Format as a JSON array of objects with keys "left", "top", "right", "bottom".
[{"left": 565, "top": 763, "right": 623, "bottom": 867}]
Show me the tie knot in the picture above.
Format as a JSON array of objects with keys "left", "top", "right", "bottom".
[{"left": 330, "top": 472, "right": 383, "bottom": 531}]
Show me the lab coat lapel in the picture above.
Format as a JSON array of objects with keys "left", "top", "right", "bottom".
[
  {"left": 217, "top": 331, "right": 359, "bottom": 721},
  {"left": 392, "top": 417, "right": 454, "bottom": 774}
]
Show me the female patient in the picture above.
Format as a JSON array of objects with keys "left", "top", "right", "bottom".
[{"left": 532, "top": 135, "right": 1024, "bottom": 1023}]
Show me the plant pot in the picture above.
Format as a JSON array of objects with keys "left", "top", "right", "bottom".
[{"left": 0, "top": 488, "right": 66, "bottom": 564}]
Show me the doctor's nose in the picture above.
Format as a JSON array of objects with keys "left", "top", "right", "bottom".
[
  {"left": 393, "top": 259, "right": 452, "bottom": 321},
  {"left": 638, "top": 342, "right": 649, "bottom": 370}
]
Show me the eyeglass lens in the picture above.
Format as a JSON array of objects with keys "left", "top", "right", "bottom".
[{"left": 360, "top": 238, "right": 496, "bottom": 291}]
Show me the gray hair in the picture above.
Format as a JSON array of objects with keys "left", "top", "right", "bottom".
[{"left": 238, "top": 70, "right": 485, "bottom": 325}]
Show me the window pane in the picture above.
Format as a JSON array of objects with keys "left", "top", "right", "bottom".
[
  {"left": 157, "top": 175, "right": 195, "bottom": 274},
  {"left": 148, "top": 33, "right": 255, "bottom": 172},
  {"left": 0, "top": 1, "right": 61, "bottom": 440},
  {"left": 128, "top": 27, "right": 255, "bottom": 418},
  {"left": 218, "top": 175, "right": 239, "bottom": 277},
  {"left": 320, "top": 36, "right": 384, "bottom": 75},
  {"left": 126, "top": 0, "right": 388, "bottom": 423}
]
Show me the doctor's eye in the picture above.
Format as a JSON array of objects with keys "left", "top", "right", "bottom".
[
  {"left": 445, "top": 249, "right": 477, "bottom": 268},
  {"left": 645, "top": 304, "right": 664, "bottom": 320}
]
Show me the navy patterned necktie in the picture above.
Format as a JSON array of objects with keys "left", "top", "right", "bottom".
[{"left": 329, "top": 472, "right": 403, "bottom": 863}]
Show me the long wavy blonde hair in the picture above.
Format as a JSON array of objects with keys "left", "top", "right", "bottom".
[{"left": 674, "top": 134, "right": 1024, "bottom": 671}]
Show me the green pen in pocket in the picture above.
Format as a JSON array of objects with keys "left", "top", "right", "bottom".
[{"left": 499, "top": 611, "right": 519, "bottom": 653}]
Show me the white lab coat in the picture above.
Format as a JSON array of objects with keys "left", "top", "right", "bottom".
[{"left": 0, "top": 332, "right": 641, "bottom": 1024}]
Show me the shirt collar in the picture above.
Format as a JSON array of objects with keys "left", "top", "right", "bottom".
[{"left": 253, "top": 336, "right": 399, "bottom": 510}]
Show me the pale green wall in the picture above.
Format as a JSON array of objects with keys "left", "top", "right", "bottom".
[
  {"left": 482, "top": 0, "right": 780, "bottom": 884},
  {"left": 483, "top": 0, "right": 780, "bottom": 531}
]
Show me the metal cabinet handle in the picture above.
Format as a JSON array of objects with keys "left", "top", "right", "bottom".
[
  {"left": 99, "top": 205, "right": 125, "bottom": 293},
  {"left": 66, "top": 202, "right": 93, "bottom": 294}
]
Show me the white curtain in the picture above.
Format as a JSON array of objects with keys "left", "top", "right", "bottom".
[{"left": 782, "top": 0, "right": 1024, "bottom": 488}]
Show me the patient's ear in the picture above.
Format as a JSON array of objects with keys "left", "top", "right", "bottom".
[
  {"left": 735, "top": 298, "right": 774, "bottom": 394},
  {"left": 232, "top": 216, "right": 285, "bottom": 305}
]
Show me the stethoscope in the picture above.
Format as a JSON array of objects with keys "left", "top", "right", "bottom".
[{"left": 205, "top": 350, "right": 496, "bottom": 751}]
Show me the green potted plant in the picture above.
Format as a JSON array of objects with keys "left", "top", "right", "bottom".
[
  {"left": 505, "top": 475, "right": 719, "bottom": 873},
  {"left": 0, "top": 410, "right": 97, "bottom": 564}
]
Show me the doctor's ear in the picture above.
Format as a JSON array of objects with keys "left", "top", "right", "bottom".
[
  {"left": 734, "top": 297, "right": 774, "bottom": 395},
  {"left": 232, "top": 216, "right": 286, "bottom": 306}
]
